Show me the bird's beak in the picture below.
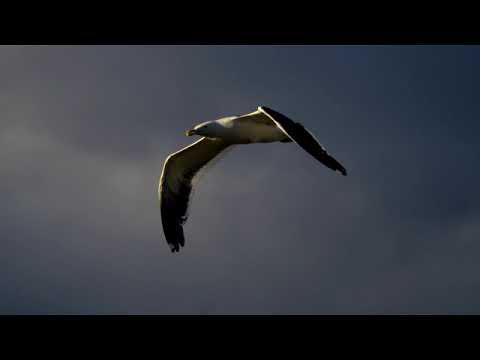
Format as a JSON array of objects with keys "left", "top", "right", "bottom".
[{"left": 186, "top": 129, "right": 196, "bottom": 136}]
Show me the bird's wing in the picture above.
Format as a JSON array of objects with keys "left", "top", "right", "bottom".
[
  {"left": 258, "top": 106, "right": 347, "bottom": 176},
  {"left": 235, "top": 109, "right": 274, "bottom": 126},
  {"left": 158, "top": 137, "right": 230, "bottom": 252}
]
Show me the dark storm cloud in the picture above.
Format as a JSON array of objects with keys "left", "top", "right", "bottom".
[{"left": 1, "top": 45, "right": 480, "bottom": 314}]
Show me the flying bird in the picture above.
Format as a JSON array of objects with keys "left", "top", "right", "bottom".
[{"left": 158, "top": 106, "right": 347, "bottom": 253}]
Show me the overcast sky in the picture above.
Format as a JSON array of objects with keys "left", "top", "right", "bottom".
[{"left": 1, "top": 45, "right": 479, "bottom": 314}]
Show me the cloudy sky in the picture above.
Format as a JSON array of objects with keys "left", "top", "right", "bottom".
[{"left": 1, "top": 45, "right": 479, "bottom": 314}]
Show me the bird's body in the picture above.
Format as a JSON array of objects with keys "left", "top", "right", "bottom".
[
  {"left": 158, "top": 106, "right": 347, "bottom": 253},
  {"left": 192, "top": 111, "right": 291, "bottom": 144}
]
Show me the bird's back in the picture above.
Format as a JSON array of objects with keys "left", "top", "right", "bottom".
[{"left": 221, "top": 113, "right": 289, "bottom": 144}]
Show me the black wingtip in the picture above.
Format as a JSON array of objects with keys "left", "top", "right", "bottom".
[
  {"left": 334, "top": 165, "right": 347, "bottom": 176},
  {"left": 168, "top": 240, "right": 185, "bottom": 253},
  {"left": 170, "top": 244, "right": 179, "bottom": 253}
]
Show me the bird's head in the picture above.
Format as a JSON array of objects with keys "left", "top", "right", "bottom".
[{"left": 186, "top": 121, "right": 220, "bottom": 137}]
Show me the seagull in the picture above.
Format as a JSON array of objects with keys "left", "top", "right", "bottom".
[{"left": 158, "top": 106, "right": 347, "bottom": 253}]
